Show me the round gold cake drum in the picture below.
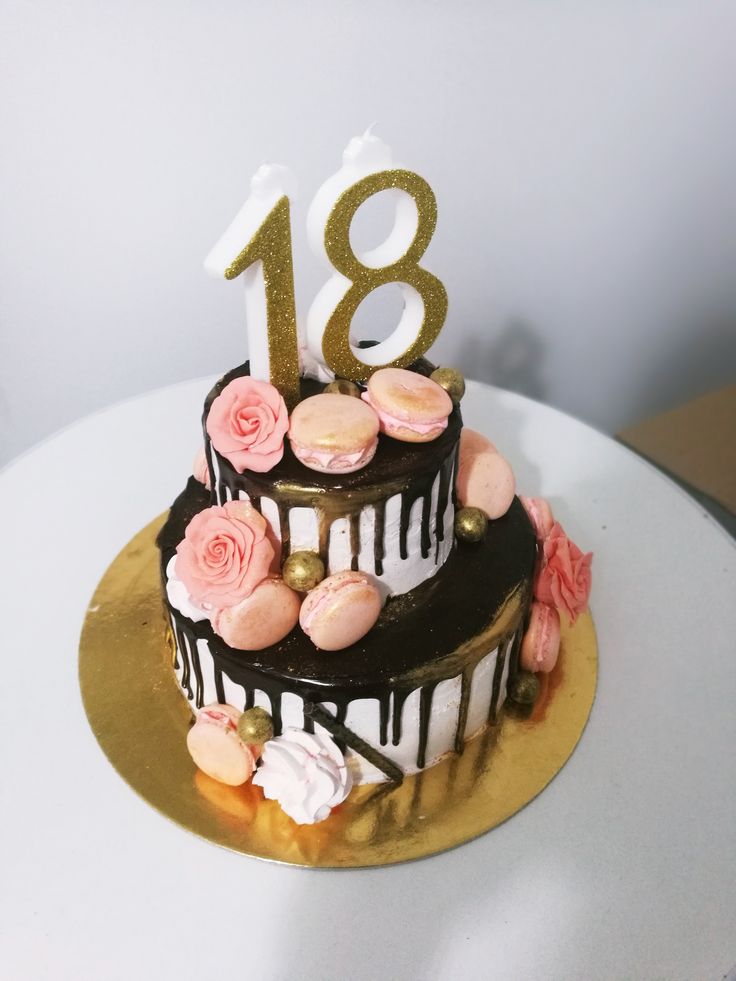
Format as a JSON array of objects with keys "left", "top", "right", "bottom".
[{"left": 79, "top": 515, "right": 598, "bottom": 868}]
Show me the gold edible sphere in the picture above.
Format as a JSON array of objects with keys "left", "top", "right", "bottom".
[
  {"left": 508, "top": 670, "right": 540, "bottom": 706},
  {"left": 323, "top": 379, "right": 362, "bottom": 398},
  {"left": 282, "top": 551, "right": 326, "bottom": 592},
  {"left": 430, "top": 367, "right": 466, "bottom": 403},
  {"left": 237, "top": 707, "right": 274, "bottom": 746},
  {"left": 455, "top": 506, "right": 488, "bottom": 543}
]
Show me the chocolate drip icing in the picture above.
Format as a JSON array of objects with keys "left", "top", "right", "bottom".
[
  {"left": 276, "top": 502, "right": 291, "bottom": 563},
  {"left": 373, "top": 501, "right": 386, "bottom": 576},
  {"left": 268, "top": 691, "right": 283, "bottom": 736},
  {"left": 417, "top": 684, "right": 437, "bottom": 769},
  {"left": 214, "top": 668, "right": 225, "bottom": 704},
  {"left": 201, "top": 363, "right": 461, "bottom": 582},
  {"left": 191, "top": 642, "right": 205, "bottom": 709},
  {"left": 455, "top": 667, "right": 474, "bottom": 753},
  {"left": 488, "top": 634, "right": 512, "bottom": 725},
  {"left": 159, "top": 454, "right": 537, "bottom": 776},
  {"left": 172, "top": 618, "right": 203, "bottom": 707},
  {"left": 434, "top": 449, "right": 456, "bottom": 561},
  {"left": 392, "top": 690, "right": 408, "bottom": 746},
  {"left": 378, "top": 692, "right": 390, "bottom": 746},
  {"left": 175, "top": 624, "right": 193, "bottom": 699},
  {"left": 349, "top": 513, "right": 361, "bottom": 571}
]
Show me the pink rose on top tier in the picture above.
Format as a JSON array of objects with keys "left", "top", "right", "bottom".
[
  {"left": 534, "top": 522, "right": 593, "bottom": 625},
  {"left": 175, "top": 501, "right": 275, "bottom": 608},
  {"left": 206, "top": 377, "right": 289, "bottom": 474}
]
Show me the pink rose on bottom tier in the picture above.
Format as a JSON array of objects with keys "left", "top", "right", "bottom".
[
  {"left": 534, "top": 522, "right": 593, "bottom": 625},
  {"left": 175, "top": 500, "right": 275, "bottom": 608}
]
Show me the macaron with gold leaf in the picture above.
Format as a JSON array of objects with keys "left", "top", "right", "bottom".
[
  {"left": 299, "top": 571, "right": 382, "bottom": 651},
  {"left": 288, "top": 393, "right": 379, "bottom": 474},
  {"left": 361, "top": 367, "right": 453, "bottom": 443},
  {"left": 212, "top": 577, "right": 301, "bottom": 650},
  {"left": 520, "top": 601, "right": 561, "bottom": 674}
]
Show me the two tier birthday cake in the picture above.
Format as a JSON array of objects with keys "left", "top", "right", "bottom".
[{"left": 156, "top": 132, "right": 593, "bottom": 827}]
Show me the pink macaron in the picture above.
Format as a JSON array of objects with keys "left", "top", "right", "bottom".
[
  {"left": 186, "top": 704, "right": 256, "bottom": 786},
  {"left": 519, "top": 496, "right": 554, "bottom": 542},
  {"left": 520, "top": 601, "right": 561, "bottom": 674},
  {"left": 362, "top": 367, "right": 453, "bottom": 443},
  {"left": 456, "top": 428, "right": 515, "bottom": 520},
  {"left": 299, "top": 571, "right": 382, "bottom": 651},
  {"left": 288, "top": 393, "right": 379, "bottom": 474},
  {"left": 212, "top": 577, "right": 301, "bottom": 650}
]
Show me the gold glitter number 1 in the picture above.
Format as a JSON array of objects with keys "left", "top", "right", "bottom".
[
  {"left": 317, "top": 170, "right": 448, "bottom": 382},
  {"left": 224, "top": 196, "right": 301, "bottom": 411}
]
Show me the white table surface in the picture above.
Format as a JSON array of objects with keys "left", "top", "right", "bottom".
[{"left": 1, "top": 378, "right": 734, "bottom": 981}]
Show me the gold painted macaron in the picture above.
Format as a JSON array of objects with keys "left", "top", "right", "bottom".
[{"left": 362, "top": 367, "right": 453, "bottom": 443}]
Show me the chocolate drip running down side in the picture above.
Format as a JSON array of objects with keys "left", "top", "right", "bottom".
[
  {"left": 159, "top": 480, "right": 536, "bottom": 774},
  {"left": 202, "top": 361, "right": 461, "bottom": 581}
]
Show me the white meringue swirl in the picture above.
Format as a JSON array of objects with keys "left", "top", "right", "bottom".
[{"left": 253, "top": 728, "right": 352, "bottom": 825}]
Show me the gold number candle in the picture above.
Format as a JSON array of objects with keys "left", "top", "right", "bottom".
[
  {"left": 204, "top": 165, "right": 301, "bottom": 410},
  {"left": 306, "top": 130, "right": 448, "bottom": 382}
]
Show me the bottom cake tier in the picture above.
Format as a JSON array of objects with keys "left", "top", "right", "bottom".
[{"left": 158, "top": 479, "right": 536, "bottom": 784}]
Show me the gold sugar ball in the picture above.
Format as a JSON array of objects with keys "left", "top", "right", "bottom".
[
  {"left": 430, "top": 367, "right": 466, "bottom": 403},
  {"left": 282, "top": 551, "right": 326, "bottom": 592},
  {"left": 508, "top": 670, "right": 540, "bottom": 706},
  {"left": 237, "top": 707, "right": 274, "bottom": 746},
  {"left": 455, "top": 507, "right": 488, "bottom": 543},
  {"left": 323, "top": 379, "right": 362, "bottom": 398}
]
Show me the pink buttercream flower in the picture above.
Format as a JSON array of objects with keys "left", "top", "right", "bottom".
[
  {"left": 175, "top": 501, "right": 275, "bottom": 608},
  {"left": 206, "top": 377, "right": 289, "bottom": 474},
  {"left": 534, "top": 522, "right": 593, "bottom": 625}
]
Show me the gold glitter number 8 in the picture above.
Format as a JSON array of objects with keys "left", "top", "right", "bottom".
[{"left": 317, "top": 170, "right": 448, "bottom": 382}]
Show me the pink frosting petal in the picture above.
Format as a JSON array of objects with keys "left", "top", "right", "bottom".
[
  {"left": 534, "top": 522, "right": 593, "bottom": 624},
  {"left": 175, "top": 501, "right": 275, "bottom": 608},
  {"left": 206, "top": 377, "right": 289, "bottom": 474}
]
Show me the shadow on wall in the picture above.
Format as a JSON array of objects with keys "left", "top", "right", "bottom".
[
  {"left": 455, "top": 319, "right": 548, "bottom": 404},
  {"left": 623, "top": 314, "right": 736, "bottom": 428}
]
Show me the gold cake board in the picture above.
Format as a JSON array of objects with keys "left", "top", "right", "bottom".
[{"left": 79, "top": 515, "right": 598, "bottom": 868}]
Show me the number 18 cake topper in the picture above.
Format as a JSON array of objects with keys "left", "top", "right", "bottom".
[{"left": 204, "top": 129, "right": 448, "bottom": 408}]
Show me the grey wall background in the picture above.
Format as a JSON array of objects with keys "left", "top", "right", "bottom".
[{"left": 2, "top": 0, "right": 735, "bottom": 467}]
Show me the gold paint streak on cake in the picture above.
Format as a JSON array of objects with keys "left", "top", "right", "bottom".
[{"left": 79, "top": 515, "right": 597, "bottom": 869}]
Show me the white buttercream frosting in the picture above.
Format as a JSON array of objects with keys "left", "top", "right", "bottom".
[
  {"left": 165, "top": 556, "right": 213, "bottom": 623},
  {"left": 169, "top": 620, "right": 510, "bottom": 785},
  {"left": 252, "top": 728, "right": 352, "bottom": 824}
]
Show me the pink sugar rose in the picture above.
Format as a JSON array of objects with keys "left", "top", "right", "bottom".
[
  {"left": 175, "top": 501, "right": 275, "bottom": 608},
  {"left": 534, "top": 522, "right": 593, "bottom": 625},
  {"left": 206, "top": 377, "right": 289, "bottom": 474}
]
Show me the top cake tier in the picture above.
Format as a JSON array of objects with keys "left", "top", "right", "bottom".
[{"left": 202, "top": 362, "right": 461, "bottom": 598}]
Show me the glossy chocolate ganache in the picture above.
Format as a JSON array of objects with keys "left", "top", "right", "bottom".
[
  {"left": 158, "top": 480, "right": 536, "bottom": 779},
  {"left": 203, "top": 360, "right": 460, "bottom": 592}
]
